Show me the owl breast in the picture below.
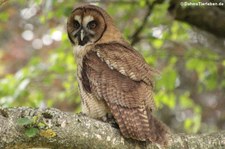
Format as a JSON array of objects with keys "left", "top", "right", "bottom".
[{"left": 74, "top": 45, "right": 110, "bottom": 118}]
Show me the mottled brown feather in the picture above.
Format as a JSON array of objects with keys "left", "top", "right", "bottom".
[
  {"left": 94, "top": 42, "right": 158, "bottom": 87},
  {"left": 82, "top": 43, "right": 169, "bottom": 145},
  {"left": 81, "top": 58, "right": 91, "bottom": 93}
]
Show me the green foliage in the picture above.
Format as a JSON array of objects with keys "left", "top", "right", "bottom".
[
  {"left": 155, "top": 90, "right": 175, "bottom": 109},
  {"left": 16, "top": 113, "right": 56, "bottom": 138},
  {"left": 157, "top": 57, "right": 178, "bottom": 91},
  {"left": 17, "top": 117, "right": 33, "bottom": 126},
  {"left": 150, "top": 2, "right": 170, "bottom": 26},
  {"left": 0, "top": 13, "right": 9, "bottom": 22},
  {"left": 25, "top": 128, "right": 39, "bottom": 138},
  {"left": 180, "top": 92, "right": 202, "bottom": 133},
  {"left": 17, "top": 117, "right": 39, "bottom": 137}
]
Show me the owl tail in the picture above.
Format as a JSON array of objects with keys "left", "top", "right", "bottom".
[
  {"left": 110, "top": 104, "right": 170, "bottom": 146},
  {"left": 147, "top": 110, "right": 170, "bottom": 145}
]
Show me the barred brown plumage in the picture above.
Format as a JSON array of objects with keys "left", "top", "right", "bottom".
[{"left": 67, "top": 4, "right": 170, "bottom": 145}]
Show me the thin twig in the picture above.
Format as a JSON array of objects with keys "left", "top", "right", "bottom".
[{"left": 130, "top": 0, "right": 165, "bottom": 45}]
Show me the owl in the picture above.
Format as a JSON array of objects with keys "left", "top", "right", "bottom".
[{"left": 67, "top": 4, "right": 169, "bottom": 145}]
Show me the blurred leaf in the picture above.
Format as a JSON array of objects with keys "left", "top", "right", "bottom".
[
  {"left": 222, "top": 60, "right": 225, "bottom": 66},
  {"left": 155, "top": 90, "right": 175, "bottom": 109},
  {"left": 157, "top": 57, "right": 177, "bottom": 91},
  {"left": 152, "top": 39, "right": 163, "bottom": 49},
  {"left": 184, "top": 118, "right": 192, "bottom": 130},
  {"left": 180, "top": 92, "right": 193, "bottom": 108},
  {"left": 139, "top": 0, "right": 146, "bottom": 7},
  {"left": 0, "top": 13, "right": 9, "bottom": 22},
  {"left": 17, "top": 118, "right": 33, "bottom": 126},
  {"left": 25, "top": 128, "right": 39, "bottom": 138},
  {"left": 150, "top": 2, "right": 169, "bottom": 26}
]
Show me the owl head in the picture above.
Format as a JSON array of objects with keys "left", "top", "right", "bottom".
[{"left": 67, "top": 4, "right": 122, "bottom": 46}]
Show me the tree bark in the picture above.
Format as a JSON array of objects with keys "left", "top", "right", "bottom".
[{"left": 0, "top": 107, "right": 224, "bottom": 149}]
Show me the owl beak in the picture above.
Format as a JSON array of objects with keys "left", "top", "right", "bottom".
[
  {"left": 80, "top": 29, "right": 84, "bottom": 41},
  {"left": 77, "top": 28, "right": 89, "bottom": 46}
]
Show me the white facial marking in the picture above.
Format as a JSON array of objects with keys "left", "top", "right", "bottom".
[
  {"left": 72, "top": 30, "right": 77, "bottom": 36},
  {"left": 83, "top": 15, "right": 94, "bottom": 26},
  {"left": 89, "top": 30, "right": 95, "bottom": 34},
  {"left": 74, "top": 15, "right": 81, "bottom": 23},
  {"left": 80, "top": 29, "right": 84, "bottom": 41}
]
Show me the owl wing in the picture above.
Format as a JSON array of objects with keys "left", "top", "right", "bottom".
[
  {"left": 82, "top": 42, "right": 169, "bottom": 145},
  {"left": 94, "top": 42, "right": 158, "bottom": 87}
]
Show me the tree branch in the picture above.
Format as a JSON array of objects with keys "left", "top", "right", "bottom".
[
  {"left": 168, "top": 0, "right": 225, "bottom": 38},
  {"left": 0, "top": 107, "right": 225, "bottom": 149}
]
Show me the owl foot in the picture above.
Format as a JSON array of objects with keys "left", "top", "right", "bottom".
[{"left": 101, "top": 113, "right": 119, "bottom": 129}]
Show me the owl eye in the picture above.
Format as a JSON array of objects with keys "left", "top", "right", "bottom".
[
  {"left": 87, "top": 20, "right": 97, "bottom": 29},
  {"left": 74, "top": 20, "right": 80, "bottom": 29}
]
